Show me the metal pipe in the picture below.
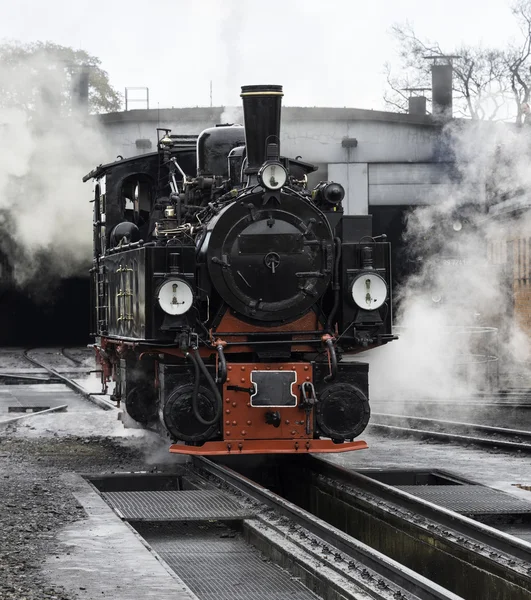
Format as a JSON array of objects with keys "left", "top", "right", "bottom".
[
  {"left": 223, "top": 339, "right": 323, "bottom": 346},
  {"left": 188, "top": 349, "right": 222, "bottom": 426},
  {"left": 215, "top": 344, "right": 227, "bottom": 384},
  {"left": 324, "top": 338, "right": 338, "bottom": 382},
  {"left": 170, "top": 157, "right": 188, "bottom": 183},
  {"left": 325, "top": 237, "right": 342, "bottom": 334}
]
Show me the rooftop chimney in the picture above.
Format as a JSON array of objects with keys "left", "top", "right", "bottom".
[
  {"left": 409, "top": 96, "right": 427, "bottom": 115},
  {"left": 72, "top": 65, "right": 90, "bottom": 113},
  {"left": 431, "top": 63, "right": 453, "bottom": 120}
]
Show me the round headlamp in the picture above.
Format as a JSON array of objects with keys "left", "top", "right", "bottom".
[
  {"left": 258, "top": 161, "right": 287, "bottom": 191},
  {"left": 157, "top": 279, "right": 194, "bottom": 315},
  {"left": 351, "top": 272, "right": 387, "bottom": 311}
]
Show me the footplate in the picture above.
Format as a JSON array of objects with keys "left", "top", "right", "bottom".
[{"left": 169, "top": 439, "right": 368, "bottom": 455}]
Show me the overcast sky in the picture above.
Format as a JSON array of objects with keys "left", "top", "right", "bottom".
[{"left": 0, "top": 0, "right": 523, "bottom": 110}]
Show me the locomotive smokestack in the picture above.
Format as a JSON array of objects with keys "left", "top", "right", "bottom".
[{"left": 240, "top": 84, "right": 283, "bottom": 174}]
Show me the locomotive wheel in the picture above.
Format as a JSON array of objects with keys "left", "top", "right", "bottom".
[
  {"left": 316, "top": 383, "right": 370, "bottom": 440},
  {"left": 125, "top": 383, "right": 158, "bottom": 425},
  {"left": 162, "top": 383, "right": 219, "bottom": 443}
]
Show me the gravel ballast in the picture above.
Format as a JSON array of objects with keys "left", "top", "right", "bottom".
[{"left": 0, "top": 432, "right": 163, "bottom": 599}]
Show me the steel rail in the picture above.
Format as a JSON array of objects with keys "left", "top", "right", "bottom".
[
  {"left": 372, "top": 400, "right": 531, "bottom": 408},
  {"left": 0, "top": 404, "right": 68, "bottom": 427},
  {"left": 60, "top": 347, "right": 85, "bottom": 367},
  {"left": 286, "top": 456, "right": 531, "bottom": 599},
  {"left": 308, "top": 456, "right": 531, "bottom": 566},
  {"left": 193, "top": 456, "right": 461, "bottom": 600},
  {"left": 373, "top": 412, "right": 531, "bottom": 439},
  {"left": 0, "top": 372, "right": 59, "bottom": 382},
  {"left": 370, "top": 413, "right": 531, "bottom": 452},
  {"left": 22, "top": 349, "right": 115, "bottom": 411}
]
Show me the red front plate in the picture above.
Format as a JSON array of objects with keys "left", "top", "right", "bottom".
[{"left": 169, "top": 439, "right": 368, "bottom": 455}]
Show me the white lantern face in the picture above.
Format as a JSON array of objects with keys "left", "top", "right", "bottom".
[
  {"left": 351, "top": 273, "right": 387, "bottom": 311},
  {"left": 259, "top": 162, "right": 287, "bottom": 190},
  {"left": 157, "top": 279, "right": 194, "bottom": 315}
]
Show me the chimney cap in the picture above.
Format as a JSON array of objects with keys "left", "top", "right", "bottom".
[
  {"left": 424, "top": 55, "right": 461, "bottom": 64},
  {"left": 241, "top": 84, "right": 283, "bottom": 97}
]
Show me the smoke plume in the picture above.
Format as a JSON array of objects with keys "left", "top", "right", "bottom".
[
  {"left": 369, "top": 119, "right": 531, "bottom": 402},
  {"left": 0, "top": 51, "right": 112, "bottom": 289}
]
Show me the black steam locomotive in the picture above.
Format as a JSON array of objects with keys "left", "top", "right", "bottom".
[{"left": 84, "top": 85, "right": 395, "bottom": 455}]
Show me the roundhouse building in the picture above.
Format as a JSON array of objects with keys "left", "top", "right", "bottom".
[{"left": 99, "top": 104, "right": 456, "bottom": 287}]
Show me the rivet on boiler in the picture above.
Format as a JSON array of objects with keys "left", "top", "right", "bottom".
[
  {"left": 241, "top": 378, "right": 245, "bottom": 383},
  {"left": 279, "top": 366, "right": 283, "bottom": 370},
  {"left": 241, "top": 366, "right": 245, "bottom": 371},
  {"left": 247, "top": 420, "right": 252, "bottom": 425},
  {"left": 225, "top": 420, "right": 230, "bottom": 425},
  {"left": 232, "top": 402, "right": 237, "bottom": 407},
  {"left": 225, "top": 398, "right": 230, "bottom": 403},
  {"left": 306, "top": 376, "right": 310, "bottom": 381},
  {"left": 304, "top": 366, "right": 309, "bottom": 371},
  {"left": 241, "top": 430, "right": 247, "bottom": 435},
  {"left": 226, "top": 431, "right": 231, "bottom": 436},
  {"left": 226, "top": 409, "right": 230, "bottom": 414},
  {"left": 232, "top": 420, "right": 237, "bottom": 425},
  {"left": 285, "top": 420, "right": 290, "bottom": 424},
  {"left": 291, "top": 430, "right": 296, "bottom": 435},
  {"left": 228, "top": 366, "right": 232, "bottom": 371}
]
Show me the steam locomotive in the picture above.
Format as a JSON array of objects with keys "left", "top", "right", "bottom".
[{"left": 84, "top": 85, "right": 395, "bottom": 455}]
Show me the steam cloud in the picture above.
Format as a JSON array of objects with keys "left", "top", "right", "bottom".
[
  {"left": 0, "top": 51, "right": 112, "bottom": 289},
  {"left": 219, "top": 106, "right": 243, "bottom": 126},
  {"left": 369, "top": 120, "right": 531, "bottom": 403}
]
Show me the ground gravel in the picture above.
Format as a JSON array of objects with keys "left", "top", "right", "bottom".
[{"left": 0, "top": 434, "right": 149, "bottom": 600}]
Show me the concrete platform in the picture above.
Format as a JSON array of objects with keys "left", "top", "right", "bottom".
[
  {"left": 0, "top": 380, "right": 129, "bottom": 437},
  {"left": 47, "top": 474, "right": 199, "bottom": 600},
  {"left": 0, "top": 385, "right": 74, "bottom": 414}
]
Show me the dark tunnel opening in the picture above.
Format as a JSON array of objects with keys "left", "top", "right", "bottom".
[{"left": 0, "top": 277, "right": 91, "bottom": 347}]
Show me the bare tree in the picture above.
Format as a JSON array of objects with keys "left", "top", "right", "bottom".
[
  {"left": 508, "top": 1, "right": 531, "bottom": 123},
  {"left": 385, "top": 3, "right": 531, "bottom": 122}
]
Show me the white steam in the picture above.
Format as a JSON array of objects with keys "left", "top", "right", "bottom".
[
  {"left": 219, "top": 106, "right": 243, "bottom": 125},
  {"left": 0, "top": 52, "right": 111, "bottom": 287},
  {"left": 369, "top": 119, "right": 531, "bottom": 402}
]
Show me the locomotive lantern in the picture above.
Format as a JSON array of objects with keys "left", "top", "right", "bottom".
[{"left": 84, "top": 84, "right": 395, "bottom": 455}]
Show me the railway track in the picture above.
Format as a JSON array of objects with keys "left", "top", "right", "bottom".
[
  {"left": 191, "top": 456, "right": 531, "bottom": 599},
  {"left": 369, "top": 412, "right": 531, "bottom": 453},
  {"left": 98, "top": 457, "right": 459, "bottom": 600},
  {"left": 59, "top": 347, "right": 86, "bottom": 367},
  {"left": 229, "top": 456, "right": 531, "bottom": 600},
  {"left": 0, "top": 348, "right": 92, "bottom": 382},
  {"left": 21, "top": 349, "right": 115, "bottom": 411},
  {"left": 0, "top": 348, "right": 57, "bottom": 382}
]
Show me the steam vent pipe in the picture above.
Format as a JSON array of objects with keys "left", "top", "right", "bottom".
[{"left": 240, "top": 84, "right": 283, "bottom": 173}]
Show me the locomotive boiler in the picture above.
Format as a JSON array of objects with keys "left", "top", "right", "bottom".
[{"left": 84, "top": 84, "right": 395, "bottom": 455}]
